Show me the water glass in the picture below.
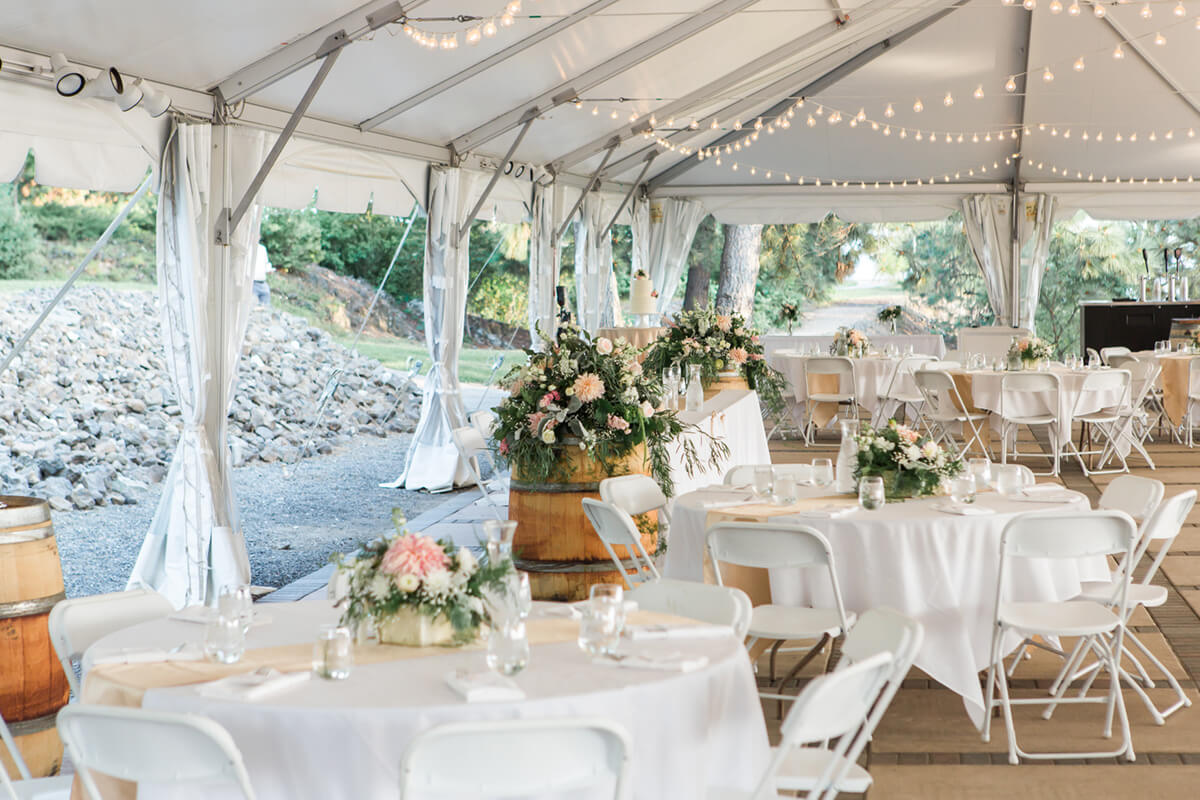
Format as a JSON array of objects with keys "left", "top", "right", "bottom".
[
  {"left": 487, "top": 620, "right": 530, "bottom": 676},
  {"left": 667, "top": 364, "right": 682, "bottom": 392},
  {"left": 949, "top": 475, "right": 977, "bottom": 505},
  {"left": 312, "top": 624, "right": 353, "bottom": 680},
  {"left": 812, "top": 458, "right": 834, "bottom": 489},
  {"left": 994, "top": 465, "right": 1023, "bottom": 498},
  {"left": 752, "top": 466, "right": 774, "bottom": 500},
  {"left": 858, "top": 476, "right": 885, "bottom": 510},
  {"left": 578, "top": 584, "right": 624, "bottom": 657},
  {"left": 218, "top": 584, "right": 254, "bottom": 634},
  {"left": 204, "top": 613, "right": 245, "bottom": 664},
  {"left": 773, "top": 472, "right": 798, "bottom": 505},
  {"left": 483, "top": 520, "right": 518, "bottom": 563},
  {"left": 967, "top": 458, "right": 992, "bottom": 489}
]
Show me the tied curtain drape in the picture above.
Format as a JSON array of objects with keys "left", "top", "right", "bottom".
[
  {"left": 393, "top": 165, "right": 482, "bottom": 491},
  {"left": 527, "top": 181, "right": 560, "bottom": 346},
  {"left": 573, "top": 193, "right": 618, "bottom": 332},
  {"left": 128, "top": 122, "right": 265, "bottom": 608},
  {"left": 961, "top": 193, "right": 1056, "bottom": 329},
  {"left": 1016, "top": 194, "right": 1056, "bottom": 330},
  {"left": 631, "top": 197, "right": 706, "bottom": 313}
]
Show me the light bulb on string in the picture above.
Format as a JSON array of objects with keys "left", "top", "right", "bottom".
[
  {"left": 466, "top": 26, "right": 482, "bottom": 44},
  {"left": 1042, "top": 66, "right": 1054, "bottom": 82},
  {"left": 913, "top": 97, "right": 924, "bottom": 112},
  {"left": 1196, "top": 15, "right": 1200, "bottom": 28},
  {"left": 884, "top": 103, "right": 895, "bottom": 118},
  {"left": 974, "top": 84, "right": 985, "bottom": 99},
  {"left": 1074, "top": 56, "right": 1085, "bottom": 71},
  {"left": 1068, "top": 0, "right": 1081, "bottom": 13},
  {"left": 574, "top": 98, "right": 583, "bottom": 109},
  {"left": 1155, "top": 32, "right": 1166, "bottom": 45},
  {"left": 1113, "top": 43, "right": 1125, "bottom": 58},
  {"left": 483, "top": 19, "right": 497, "bottom": 36},
  {"left": 1023, "top": 0, "right": 1036, "bottom": 9},
  {"left": 1175, "top": 1, "right": 1187, "bottom": 14},
  {"left": 506, "top": 0, "right": 520, "bottom": 13},
  {"left": 591, "top": 105, "right": 598, "bottom": 115},
  {"left": 609, "top": 109, "right": 618, "bottom": 119},
  {"left": 1005, "top": 76, "right": 1017, "bottom": 92},
  {"left": 1141, "top": 2, "right": 1152, "bottom": 17},
  {"left": 1050, "top": 0, "right": 1063, "bottom": 11},
  {"left": 806, "top": 115, "right": 816, "bottom": 127},
  {"left": 943, "top": 92, "right": 954, "bottom": 106},
  {"left": 1093, "top": 3, "right": 1105, "bottom": 16},
  {"left": 500, "top": 12, "right": 515, "bottom": 26}
]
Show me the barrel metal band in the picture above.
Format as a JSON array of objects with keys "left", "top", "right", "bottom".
[
  {"left": 514, "top": 558, "right": 636, "bottom": 574},
  {"left": 5, "top": 711, "right": 58, "bottom": 737},
  {"left": 510, "top": 480, "right": 601, "bottom": 493},
  {"left": 0, "top": 591, "right": 65, "bottom": 618}
]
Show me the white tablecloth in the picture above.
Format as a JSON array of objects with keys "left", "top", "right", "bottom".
[
  {"left": 964, "top": 367, "right": 1126, "bottom": 431},
  {"left": 762, "top": 334, "right": 946, "bottom": 361},
  {"left": 85, "top": 602, "right": 768, "bottom": 800},
  {"left": 668, "top": 485, "right": 1107, "bottom": 726},
  {"left": 670, "top": 389, "right": 770, "bottom": 496},
  {"left": 768, "top": 353, "right": 902, "bottom": 415}
]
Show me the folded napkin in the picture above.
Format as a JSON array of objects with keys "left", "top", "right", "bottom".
[
  {"left": 623, "top": 624, "right": 732, "bottom": 641},
  {"left": 593, "top": 651, "right": 710, "bottom": 673},
  {"left": 445, "top": 669, "right": 525, "bottom": 702},
  {"left": 791, "top": 505, "right": 857, "bottom": 519},
  {"left": 1022, "top": 484, "right": 1069, "bottom": 495},
  {"left": 1010, "top": 488, "right": 1076, "bottom": 504},
  {"left": 169, "top": 606, "right": 271, "bottom": 627},
  {"left": 933, "top": 502, "right": 995, "bottom": 516},
  {"left": 197, "top": 668, "right": 310, "bottom": 702},
  {"left": 570, "top": 599, "right": 639, "bottom": 615},
  {"left": 88, "top": 643, "right": 204, "bottom": 666},
  {"left": 529, "top": 601, "right": 581, "bottom": 620}
]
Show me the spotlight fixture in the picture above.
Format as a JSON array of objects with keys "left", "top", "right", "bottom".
[
  {"left": 78, "top": 67, "right": 123, "bottom": 101},
  {"left": 134, "top": 79, "right": 171, "bottom": 117},
  {"left": 50, "top": 52, "right": 84, "bottom": 97},
  {"left": 115, "top": 79, "right": 143, "bottom": 111}
]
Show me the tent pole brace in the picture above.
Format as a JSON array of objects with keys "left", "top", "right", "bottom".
[
  {"left": 456, "top": 111, "right": 537, "bottom": 244},
  {"left": 215, "top": 34, "right": 344, "bottom": 245},
  {"left": 600, "top": 154, "right": 655, "bottom": 239},
  {"left": 555, "top": 143, "right": 617, "bottom": 242}
]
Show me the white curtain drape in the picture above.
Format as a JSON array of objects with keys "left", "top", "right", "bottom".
[
  {"left": 528, "top": 181, "right": 559, "bottom": 345},
  {"left": 393, "top": 166, "right": 480, "bottom": 491},
  {"left": 961, "top": 194, "right": 1014, "bottom": 326},
  {"left": 128, "top": 122, "right": 265, "bottom": 608},
  {"left": 1016, "top": 194, "right": 1056, "bottom": 330},
  {"left": 631, "top": 197, "right": 706, "bottom": 313},
  {"left": 574, "top": 193, "right": 617, "bottom": 332}
]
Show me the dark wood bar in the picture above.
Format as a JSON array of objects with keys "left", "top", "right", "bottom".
[{"left": 1079, "top": 300, "right": 1200, "bottom": 354}]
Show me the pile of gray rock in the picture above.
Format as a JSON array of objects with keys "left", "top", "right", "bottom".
[{"left": 0, "top": 287, "right": 421, "bottom": 511}]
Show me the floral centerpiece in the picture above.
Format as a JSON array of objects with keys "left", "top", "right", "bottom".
[
  {"left": 854, "top": 420, "right": 963, "bottom": 499},
  {"left": 493, "top": 323, "right": 725, "bottom": 497},
  {"left": 1007, "top": 336, "right": 1053, "bottom": 368},
  {"left": 778, "top": 302, "right": 800, "bottom": 335},
  {"left": 877, "top": 305, "right": 903, "bottom": 333},
  {"left": 642, "top": 307, "right": 786, "bottom": 415},
  {"left": 832, "top": 327, "right": 869, "bottom": 357},
  {"left": 330, "top": 511, "right": 511, "bottom": 646}
]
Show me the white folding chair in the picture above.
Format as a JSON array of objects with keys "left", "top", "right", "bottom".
[
  {"left": 1086, "top": 347, "right": 1102, "bottom": 366},
  {"left": 997, "top": 372, "right": 1062, "bottom": 476},
  {"left": 911, "top": 369, "right": 991, "bottom": 458},
  {"left": 581, "top": 498, "right": 660, "bottom": 589},
  {"left": 710, "top": 652, "right": 894, "bottom": 800},
  {"left": 1100, "top": 346, "right": 1131, "bottom": 364},
  {"left": 872, "top": 355, "right": 936, "bottom": 427},
  {"left": 400, "top": 718, "right": 631, "bottom": 799},
  {"left": 723, "top": 464, "right": 813, "bottom": 487},
  {"left": 48, "top": 588, "right": 173, "bottom": 698},
  {"left": 706, "top": 522, "right": 855, "bottom": 707},
  {"left": 801, "top": 357, "right": 858, "bottom": 444},
  {"left": 1062, "top": 370, "right": 1131, "bottom": 476},
  {"left": 468, "top": 409, "right": 498, "bottom": 438},
  {"left": 599, "top": 474, "right": 672, "bottom": 546},
  {"left": 772, "top": 608, "right": 924, "bottom": 800},
  {"left": 1, "top": 711, "right": 72, "bottom": 800},
  {"left": 1063, "top": 490, "right": 1197, "bottom": 725},
  {"left": 627, "top": 579, "right": 753, "bottom": 639},
  {"left": 1105, "top": 356, "right": 1161, "bottom": 466},
  {"left": 451, "top": 425, "right": 507, "bottom": 519},
  {"left": 982, "top": 510, "right": 1137, "bottom": 763},
  {"left": 57, "top": 705, "right": 258, "bottom": 800}
]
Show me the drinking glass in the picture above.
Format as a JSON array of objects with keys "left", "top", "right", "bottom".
[
  {"left": 578, "top": 584, "right": 624, "bottom": 656},
  {"left": 218, "top": 584, "right": 253, "bottom": 634},
  {"left": 858, "top": 476, "right": 885, "bottom": 510},
  {"left": 204, "top": 613, "right": 244, "bottom": 664},
  {"left": 967, "top": 458, "right": 992, "bottom": 490},
  {"left": 994, "top": 465, "right": 1023, "bottom": 498},
  {"left": 483, "top": 520, "right": 518, "bottom": 563},
  {"left": 752, "top": 466, "right": 774, "bottom": 500},
  {"left": 773, "top": 472, "right": 798, "bottom": 505},
  {"left": 949, "top": 475, "right": 977, "bottom": 505},
  {"left": 812, "top": 458, "right": 834, "bottom": 489},
  {"left": 487, "top": 620, "right": 530, "bottom": 676},
  {"left": 312, "top": 624, "right": 353, "bottom": 680}
]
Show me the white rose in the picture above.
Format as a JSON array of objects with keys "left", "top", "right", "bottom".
[
  {"left": 905, "top": 445, "right": 922, "bottom": 461},
  {"left": 640, "top": 401, "right": 655, "bottom": 418},
  {"left": 596, "top": 337, "right": 614, "bottom": 355},
  {"left": 395, "top": 573, "right": 419, "bottom": 593},
  {"left": 457, "top": 546, "right": 478, "bottom": 574},
  {"left": 541, "top": 428, "right": 556, "bottom": 444},
  {"left": 423, "top": 569, "right": 452, "bottom": 598},
  {"left": 368, "top": 574, "right": 394, "bottom": 602},
  {"left": 922, "top": 441, "right": 939, "bottom": 459}
]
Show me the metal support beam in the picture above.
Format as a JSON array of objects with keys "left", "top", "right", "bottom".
[
  {"left": 1010, "top": 9, "right": 1034, "bottom": 328},
  {"left": 600, "top": 155, "right": 655, "bottom": 239},
  {"left": 449, "top": 0, "right": 760, "bottom": 155},
  {"left": 556, "top": 144, "right": 617, "bottom": 241},
  {"left": 549, "top": 0, "right": 900, "bottom": 174},
  {"left": 216, "top": 42, "right": 343, "bottom": 245},
  {"left": 457, "top": 113, "right": 537, "bottom": 243},
  {"left": 213, "top": 0, "right": 413, "bottom": 104},
  {"left": 360, "top": 0, "right": 621, "bottom": 130},
  {"left": 645, "top": 0, "right": 967, "bottom": 191},
  {"left": 1101, "top": 15, "right": 1200, "bottom": 122}
]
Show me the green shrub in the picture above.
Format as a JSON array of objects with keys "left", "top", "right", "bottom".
[
  {"left": 0, "top": 189, "right": 44, "bottom": 278},
  {"left": 468, "top": 270, "right": 528, "bottom": 327},
  {"left": 260, "top": 208, "right": 323, "bottom": 273}
]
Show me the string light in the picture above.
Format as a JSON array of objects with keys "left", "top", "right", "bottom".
[
  {"left": 1141, "top": 3, "right": 1153, "bottom": 18},
  {"left": 1176, "top": 1, "right": 1187, "bottom": 15},
  {"left": 974, "top": 84, "right": 985, "bottom": 99},
  {"left": 1113, "top": 43, "right": 1125, "bottom": 59},
  {"left": 943, "top": 92, "right": 954, "bottom": 107},
  {"left": 1042, "top": 66, "right": 1054, "bottom": 82},
  {"left": 1073, "top": 56, "right": 1085, "bottom": 71},
  {"left": 1093, "top": 2, "right": 1105, "bottom": 16},
  {"left": 1005, "top": 76, "right": 1017, "bottom": 92},
  {"left": 913, "top": 98, "right": 924, "bottom": 112},
  {"left": 884, "top": 103, "right": 895, "bottom": 118},
  {"left": 1155, "top": 31, "right": 1167, "bottom": 45},
  {"left": 1068, "top": 0, "right": 1081, "bottom": 14},
  {"left": 1050, "top": 0, "right": 1063, "bottom": 11},
  {"left": 400, "top": 1, "right": 535, "bottom": 50}
]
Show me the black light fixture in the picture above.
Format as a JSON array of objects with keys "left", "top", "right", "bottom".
[{"left": 50, "top": 52, "right": 84, "bottom": 97}]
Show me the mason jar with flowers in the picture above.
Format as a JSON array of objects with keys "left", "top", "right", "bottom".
[
  {"left": 854, "top": 420, "right": 963, "bottom": 500},
  {"left": 832, "top": 327, "right": 869, "bottom": 358},
  {"left": 1007, "top": 336, "right": 1053, "bottom": 370}
]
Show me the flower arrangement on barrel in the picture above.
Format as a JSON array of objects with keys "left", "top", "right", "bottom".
[
  {"left": 778, "top": 302, "right": 800, "bottom": 335},
  {"left": 641, "top": 307, "right": 786, "bottom": 415},
  {"left": 1007, "top": 336, "right": 1053, "bottom": 368},
  {"left": 330, "top": 510, "right": 512, "bottom": 647},
  {"left": 854, "top": 420, "right": 963, "bottom": 500},
  {"left": 493, "top": 322, "right": 727, "bottom": 497},
  {"left": 832, "top": 326, "right": 870, "bottom": 357}
]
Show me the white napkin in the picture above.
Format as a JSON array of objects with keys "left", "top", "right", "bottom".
[
  {"left": 169, "top": 606, "right": 271, "bottom": 627},
  {"left": 197, "top": 668, "right": 310, "bottom": 702},
  {"left": 445, "top": 669, "right": 525, "bottom": 702},
  {"left": 593, "top": 651, "right": 709, "bottom": 673},
  {"left": 791, "top": 505, "right": 857, "bottom": 519},
  {"left": 88, "top": 643, "right": 204, "bottom": 666},
  {"left": 1010, "top": 488, "right": 1076, "bottom": 504},
  {"left": 529, "top": 601, "right": 580, "bottom": 620},
  {"left": 623, "top": 624, "right": 732, "bottom": 641},
  {"left": 1022, "top": 484, "right": 1069, "bottom": 495},
  {"left": 570, "top": 599, "right": 639, "bottom": 615},
  {"left": 933, "top": 502, "right": 995, "bottom": 516}
]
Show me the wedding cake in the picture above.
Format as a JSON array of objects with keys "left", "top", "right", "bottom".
[{"left": 630, "top": 271, "right": 655, "bottom": 316}]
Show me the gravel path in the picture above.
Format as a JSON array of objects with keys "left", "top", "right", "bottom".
[{"left": 53, "top": 433, "right": 463, "bottom": 598}]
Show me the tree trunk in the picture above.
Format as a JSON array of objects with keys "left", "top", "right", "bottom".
[
  {"left": 683, "top": 264, "right": 709, "bottom": 310},
  {"left": 715, "top": 224, "right": 763, "bottom": 318}
]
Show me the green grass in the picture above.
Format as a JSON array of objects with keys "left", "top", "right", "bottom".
[{"left": 340, "top": 334, "right": 525, "bottom": 384}]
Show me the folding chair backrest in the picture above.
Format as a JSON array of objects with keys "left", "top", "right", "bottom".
[
  {"left": 1086, "top": 347, "right": 1102, "bottom": 365},
  {"left": 706, "top": 522, "right": 831, "bottom": 572},
  {"left": 1002, "top": 510, "right": 1135, "bottom": 561},
  {"left": 1105, "top": 354, "right": 1138, "bottom": 370},
  {"left": 842, "top": 607, "right": 924, "bottom": 670},
  {"left": 886, "top": 356, "right": 937, "bottom": 398},
  {"left": 1098, "top": 475, "right": 1164, "bottom": 525},
  {"left": 1133, "top": 490, "right": 1198, "bottom": 585},
  {"left": 599, "top": 474, "right": 667, "bottom": 518},
  {"left": 400, "top": 717, "right": 631, "bottom": 799},
  {"left": 1075, "top": 369, "right": 1129, "bottom": 413},
  {"left": 723, "top": 463, "right": 813, "bottom": 487},
  {"left": 49, "top": 589, "right": 173, "bottom": 696},
  {"left": 1112, "top": 357, "right": 1159, "bottom": 407},
  {"left": 1100, "top": 346, "right": 1131, "bottom": 364},
  {"left": 803, "top": 357, "right": 853, "bottom": 394},
  {"left": 1000, "top": 371, "right": 1059, "bottom": 394},
  {"left": 58, "top": 705, "right": 257, "bottom": 800},
  {"left": 469, "top": 410, "right": 497, "bottom": 437},
  {"left": 580, "top": 498, "right": 659, "bottom": 589},
  {"left": 626, "top": 579, "right": 753, "bottom": 639},
  {"left": 451, "top": 425, "right": 488, "bottom": 460},
  {"left": 913, "top": 369, "right": 963, "bottom": 416}
]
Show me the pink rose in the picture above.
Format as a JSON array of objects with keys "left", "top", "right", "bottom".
[
  {"left": 380, "top": 533, "right": 448, "bottom": 578},
  {"left": 607, "top": 414, "right": 631, "bottom": 433},
  {"left": 751, "top": 335, "right": 760, "bottom": 344},
  {"left": 596, "top": 337, "right": 614, "bottom": 355},
  {"left": 498, "top": 439, "right": 510, "bottom": 455}
]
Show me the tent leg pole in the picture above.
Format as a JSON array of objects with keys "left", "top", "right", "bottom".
[{"left": 0, "top": 172, "right": 154, "bottom": 380}]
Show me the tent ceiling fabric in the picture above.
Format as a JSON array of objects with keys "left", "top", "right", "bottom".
[{"left": 2, "top": 0, "right": 1200, "bottom": 220}]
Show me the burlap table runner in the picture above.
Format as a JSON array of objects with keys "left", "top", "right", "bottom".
[{"left": 1158, "top": 354, "right": 1194, "bottom": 427}]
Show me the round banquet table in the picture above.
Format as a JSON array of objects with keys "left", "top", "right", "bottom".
[
  {"left": 957, "top": 366, "right": 1127, "bottom": 430},
  {"left": 667, "top": 484, "right": 1108, "bottom": 726},
  {"left": 769, "top": 352, "right": 903, "bottom": 415},
  {"left": 78, "top": 601, "right": 767, "bottom": 800}
]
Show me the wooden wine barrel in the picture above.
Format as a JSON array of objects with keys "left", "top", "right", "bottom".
[
  {"left": 704, "top": 372, "right": 750, "bottom": 401},
  {"left": 0, "top": 497, "right": 68, "bottom": 779},
  {"left": 1169, "top": 318, "right": 1200, "bottom": 349},
  {"left": 509, "top": 444, "right": 657, "bottom": 602}
]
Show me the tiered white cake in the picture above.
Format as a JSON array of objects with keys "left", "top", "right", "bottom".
[{"left": 630, "top": 273, "right": 655, "bottom": 315}]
